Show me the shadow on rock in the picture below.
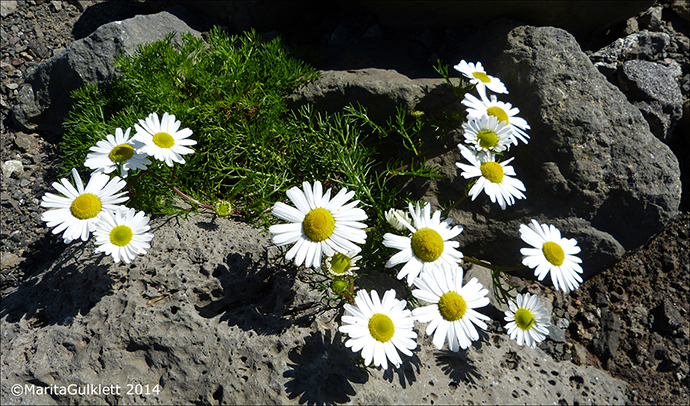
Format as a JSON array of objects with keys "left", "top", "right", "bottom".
[
  {"left": 284, "top": 330, "right": 368, "bottom": 405},
  {"left": 0, "top": 240, "right": 115, "bottom": 326},
  {"left": 195, "top": 251, "right": 300, "bottom": 335},
  {"left": 434, "top": 349, "right": 482, "bottom": 385},
  {"left": 382, "top": 350, "right": 422, "bottom": 389}
]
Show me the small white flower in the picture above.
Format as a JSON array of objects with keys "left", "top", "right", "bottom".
[
  {"left": 411, "top": 264, "right": 490, "bottom": 351},
  {"left": 41, "top": 168, "right": 128, "bottom": 243},
  {"left": 383, "top": 202, "right": 463, "bottom": 285},
  {"left": 462, "top": 88, "right": 530, "bottom": 145},
  {"left": 84, "top": 127, "right": 151, "bottom": 178},
  {"left": 339, "top": 289, "right": 417, "bottom": 370},
  {"left": 519, "top": 219, "right": 584, "bottom": 293},
  {"left": 455, "top": 145, "right": 526, "bottom": 210},
  {"left": 93, "top": 206, "right": 154, "bottom": 264},
  {"left": 269, "top": 181, "right": 367, "bottom": 269},
  {"left": 324, "top": 249, "right": 361, "bottom": 277},
  {"left": 454, "top": 60, "right": 508, "bottom": 94},
  {"left": 384, "top": 208, "right": 412, "bottom": 231},
  {"left": 504, "top": 292, "right": 551, "bottom": 348},
  {"left": 462, "top": 114, "right": 514, "bottom": 154},
  {"left": 133, "top": 112, "right": 197, "bottom": 167}
]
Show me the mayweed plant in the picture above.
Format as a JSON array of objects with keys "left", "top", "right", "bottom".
[{"left": 48, "top": 27, "right": 586, "bottom": 375}]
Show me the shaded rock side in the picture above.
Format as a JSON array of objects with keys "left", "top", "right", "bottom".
[
  {"left": 494, "top": 25, "right": 681, "bottom": 248},
  {"left": 10, "top": 11, "right": 202, "bottom": 135},
  {"left": 1, "top": 213, "right": 628, "bottom": 405}
]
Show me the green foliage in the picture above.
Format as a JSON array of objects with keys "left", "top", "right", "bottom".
[
  {"left": 60, "top": 27, "right": 463, "bottom": 291},
  {"left": 62, "top": 28, "right": 320, "bottom": 215}
]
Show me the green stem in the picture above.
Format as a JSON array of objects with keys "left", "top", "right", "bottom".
[
  {"left": 462, "top": 256, "right": 525, "bottom": 273},
  {"left": 149, "top": 171, "right": 214, "bottom": 211}
]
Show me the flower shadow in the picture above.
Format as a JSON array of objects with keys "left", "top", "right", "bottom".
[
  {"left": 1, "top": 238, "right": 115, "bottom": 327},
  {"left": 381, "top": 350, "right": 423, "bottom": 388},
  {"left": 434, "top": 348, "right": 482, "bottom": 385},
  {"left": 283, "top": 329, "right": 368, "bottom": 405},
  {"left": 195, "top": 249, "right": 307, "bottom": 335}
]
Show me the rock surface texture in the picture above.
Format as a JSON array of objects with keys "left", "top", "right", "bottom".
[{"left": 1, "top": 213, "right": 629, "bottom": 405}]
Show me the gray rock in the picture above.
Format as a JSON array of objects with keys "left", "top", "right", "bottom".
[
  {"left": 0, "top": 0, "right": 17, "bottom": 18},
  {"left": 590, "top": 31, "right": 671, "bottom": 76},
  {"left": 435, "top": 25, "right": 680, "bottom": 279},
  {"left": 13, "top": 132, "right": 40, "bottom": 154},
  {"left": 1, "top": 212, "right": 629, "bottom": 405},
  {"left": 287, "top": 69, "right": 430, "bottom": 124},
  {"left": 652, "top": 299, "right": 683, "bottom": 335},
  {"left": 1, "top": 160, "right": 23, "bottom": 178},
  {"left": 10, "top": 11, "right": 202, "bottom": 134},
  {"left": 620, "top": 59, "right": 683, "bottom": 141}
]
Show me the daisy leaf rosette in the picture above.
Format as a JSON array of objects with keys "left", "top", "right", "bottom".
[
  {"left": 462, "top": 114, "right": 514, "bottom": 154},
  {"left": 41, "top": 168, "right": 128, "bottom": 243},
  {"left": 504, "top": 292, "right": 551, "bottom": 348},
  {"left": 84, "top": 127, "right": 151, "bottom": 178},
  {"left": 456, "top": 145, "right": 526, "bottom": 210},
  {"left": 412, "top": 264, "right": 490, "bottom": 351},
  {"left": 453, "top": 60, "right": 508, "bottom": 95},
  {"left": 520, "top": 219, "right": 584, "bottom": 293},
  {"left": 269, "top": 181, "right": 367, "bottom": 269},
  {"left": 462, "top": 87, "right": 530, "bottom": 145},
  {"left": 133, "top": 112, "right": 197, "bottom": 167},
  {"left": 94, "top": 206, "right": 154, "bottom": 264},
  {"left": 339, "top": 289, "right": 417, "bottom": 370},
  {"left": 383, "top": 202, "right": 463, "bottom": 285}
]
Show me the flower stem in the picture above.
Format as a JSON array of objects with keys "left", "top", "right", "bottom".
[{"left": 149, "top": 171, "right": 214, "bottom": 210}]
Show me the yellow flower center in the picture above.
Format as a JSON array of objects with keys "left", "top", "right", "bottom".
[
  {"left": 438, "top": 291, "right": 467, "bottom": 321},
  {"left": 487, "top": 106, "right": 509, "bottom": 125},
  {"left": 152, "top": 132, "right": 175, "bottom": 149},
  {"left": 329, "top": 252, "right": 351, "bottom": 275},
  {"left": 70, "top": 193, "right": 102, "bottom": 220},
  {"left": 108, "top": 143, "right": 134, "bottom": 163},
  {"left": 302, "top": 207, "right": 335, "bottom": 242},
  {"left": 515, "top": 308, "right": 536, "bottom": 331},
  {"left": 477, "top": 129, "right": 499, "bottom": 149},
  {"left": 472, "top": 71, "right": 491, "bottom": 83},
  {"left": 542, "top": 241, "right": 565, "bottom": 266},
  {"left": 368, "top": 313, "right": 395, "bottom": 343},
  {"left": 480, "top": 161, "right": 504, "bottom": 183},
  {"left": 411, "top": 227, "right": 444, "bottom": 262},
  {"left": 110, "top": 225, "right": 133, "bottom": 247}
]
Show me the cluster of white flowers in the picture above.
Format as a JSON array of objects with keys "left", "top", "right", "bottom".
[
  {"left": 41, "top": 112, "right": 196, "bottom": 264},
  {"left": 269, "top": 60, "right": 586, "bottom": 370}
]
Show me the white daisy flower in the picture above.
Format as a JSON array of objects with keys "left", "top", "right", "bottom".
[
  {"left": 269, "top": 181, "right": 368, "bottom": 269},
  {"left": 339, "top": 289, "right": 417, "bottom": 370},
  {"left": 462, "top": 88, "right": 530, "bottom": 145},
  {"left": 462, "top": 114, "right": 514, "bottom": 154},
  {"left": 504, "top": 292, "right": 551, "bottom": 348},
  {"left": 40, "top": 168, "right": 128, "bottom": 244},
  {"left": 411, "top": 264, "right": 490, "bottom": 351},
  {"left": 384, "top": 208, "right": 412, "bottom": 231},
  {"left": 519, "top": 219, "right": 584, "bottom": 293},
  {"left": 84, "top": 127, "right": 151, "bottom": 178},
  {"left": 455, "top": 145, "right": 526, "bottom": 210},
  {"left": 324, "top": 249, "right": 361, "bottom": 277},
  {"left": 93, "top": 206, "right": 154, "bottom": 264},
  {"left": 453, "top": 60, "right": 508, "bottom": 94},
  {"left": 382, "top": 202, "right": 463, "bottom": 285},
  {"left": 133, "top": 112, "right": 197, "bottom": 167}
]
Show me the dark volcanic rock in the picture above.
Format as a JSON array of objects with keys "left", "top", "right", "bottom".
[
  {"left": 10, "top": 11, "right": 201, "bottom": 134},
  {"left": 455, "top": 25, "right": 681, "bottom": 260}
]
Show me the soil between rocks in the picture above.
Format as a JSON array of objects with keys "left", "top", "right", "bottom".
[{"left": 1, "top": 1, "right": 688, "bottom": 405}]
